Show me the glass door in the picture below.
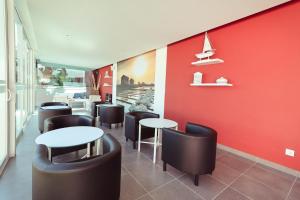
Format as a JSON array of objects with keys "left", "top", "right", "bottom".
[{"left": 0, "top": 0, "right": 8, "bottom": 169}]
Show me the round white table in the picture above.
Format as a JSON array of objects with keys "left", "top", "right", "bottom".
[
  {"left": 35, "top": 126, "right": 104, "bottom": 161},
  {"left": 41, "top": 105, "right": 70, "bottom": 110},
  {"left": 138, "top": 118, "right": 178, "bottom": 163}
]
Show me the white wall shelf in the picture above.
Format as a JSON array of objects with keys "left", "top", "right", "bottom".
[
  {"left": 103, "top": 83, "right": 112, "bottom": 87},
  {"left": 190, "top": 83, "right": 233, "bottom": 87},
  {"left": 191, "top": 58, "right": 224, "bottom": 66}
]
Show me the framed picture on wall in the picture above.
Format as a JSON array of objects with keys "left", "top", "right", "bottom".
[{"left": 116, "top": 50, "right": 156, "bottom": 112}]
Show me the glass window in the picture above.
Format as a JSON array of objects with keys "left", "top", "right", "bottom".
[
  {"left": 15, "top": 11, "right": 34, "bottom": 138},
  {"left": 35, "top": 62, "right": 88, "bottom": 109}
]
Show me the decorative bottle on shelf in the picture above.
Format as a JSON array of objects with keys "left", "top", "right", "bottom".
[{"left": 193, "top": 72, "right": 203, "bottom": 84}]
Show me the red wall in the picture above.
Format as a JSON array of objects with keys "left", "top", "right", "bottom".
[
  {"left": 165, "top": 2, "right": 300, "bottom": 170},
  {"left": 96, "top": 65, "right": 113, "bottom": 101}
]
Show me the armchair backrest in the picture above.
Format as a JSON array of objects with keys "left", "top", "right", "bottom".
[
  {"left": 44, "top": 115, "right": 94, "bottom": 132},
  {"left": 99, "top": 105, "right": 124, "bottom": 124}
]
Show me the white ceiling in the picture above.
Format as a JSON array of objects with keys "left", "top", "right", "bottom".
[{"left": 20, "top": 0, "right": 290, "bottom": 69}]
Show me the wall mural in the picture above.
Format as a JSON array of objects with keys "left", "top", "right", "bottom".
[{"left": 117, "top": 50, "right": 156, "bottom": 112}]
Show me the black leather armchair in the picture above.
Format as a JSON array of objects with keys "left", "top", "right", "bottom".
[
  {"left": 32, "top": 134, "right": 121, "bottom": 200},
  {"left": 38, "top": 102, "right": 72, "bottom": 133},
  {"left": 125, "top": 111, "right": 159, "bottom": 149},
  {"left": 90, "top": 101, "right": 106, "bottom": 118},
  {"left": 44, "top": 115, "right": 95, "bottom": 157},
  {"left": 99, "top": 105, "right": 124, "bottom": 129},
  {"left": 162, "top": 122, "right": 217, "bottom": 186}
]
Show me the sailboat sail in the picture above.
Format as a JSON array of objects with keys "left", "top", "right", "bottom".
[
  {"left": 196, "top": 32, "right": 215, "bottom": 59},
  {"left": 203, "top": 32, "right": 214, "bottom": 53},
  {"left": 192, "top": 32, "right": 224, "bottom": 65}
]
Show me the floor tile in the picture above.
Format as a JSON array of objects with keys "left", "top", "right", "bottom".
[
  {"left": 288, "top": 179, "right": 300, "bottom": 200},
  {"left": 150, "top": 180, "right": 202, "bottom": 200},
  {"left": 216, "top": 148, "right": 228, "bottom": 158},
  {"left": 120, "top": 174, "right": 147, "bottom": 200},
  {"left": 217, "top": 153, "right": 254, "bottom": 172},
  {"left": 137, "top": 194, "right": 154, "bottom": 200},
  {"left": 211, "top": 161, "right": 242, "bottom": 184},
  {"left": 125, "top": 158, "right": 174, "bottom": 191},
  {"left": 215, "top": 187, "right": 250, "bottom": 200},
  {"left": 232, "top": 175, "right": 285, "bottom": 200},
  {"left": 245, "top": 165, "right": 295, "bottom": 198},
  {"left": 121, "top": 166, "right": 128, "bottom": 176},
  {"left": 255, "top": 163, "right": 295, "bottom": 181},
  {"left": 179, "top": 174, "right": 226, "bottom": 200}
]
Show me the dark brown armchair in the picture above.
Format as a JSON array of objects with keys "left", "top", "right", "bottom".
[
  {"left": 162, "top": 122, "right": 217, "bottom": 186},
  {"left": 38, "top": 102, "right": 72, "bottom": 133},
  {"left": 125, "top": 111, "right": 159, "bottom": 149},
  {"left": 90, "top": 101, "right": 106, "bottom": 118},
  {"left": 32, "top": 134, "right": 121, "bottom": 200},
  {"left": 99, "top": 105, "right": 124, "bottom": 129}
]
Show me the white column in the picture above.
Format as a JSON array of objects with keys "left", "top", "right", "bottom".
[
  {"left": 112, "top": 63, "right": 117, "bottom": 104},
  {"left": 7, "top": 0, "right": 16, "bottom": 157},
  {"left": 153, "top": 47, "right": 167, "bottom": 118}
]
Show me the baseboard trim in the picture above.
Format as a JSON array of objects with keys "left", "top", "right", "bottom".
[{"left": 217, "top": 144, "right": 300, "bottom": 177}]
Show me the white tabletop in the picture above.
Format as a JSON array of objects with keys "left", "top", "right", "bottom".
[
  {"left": 35, "top": 126, "right": 104, "bottom": 148},
  {"left": 139, "top": 118, "right": 177, "bottom": 129},
  {"left": 41, "top": 105, "right": 70, "bottom": 110}
]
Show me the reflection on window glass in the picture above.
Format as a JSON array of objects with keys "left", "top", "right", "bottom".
[
  {"left": 35, "top": 62, "right": 90, "bottom": 109},
  {"left": 37, "top": 63, "right": 86, "bottom": 87}
]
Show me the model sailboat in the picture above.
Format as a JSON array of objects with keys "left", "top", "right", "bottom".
[{"left": 192, "top": 32, "right": 224, "bottom": 66}]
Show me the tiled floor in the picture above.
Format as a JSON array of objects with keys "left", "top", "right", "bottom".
[{"left": 0, "top": 112, "right": 299, "bottom": 200}]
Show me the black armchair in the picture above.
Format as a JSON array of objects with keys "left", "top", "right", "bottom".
[
  {"left": 125, "top": 111, "right": 159, "bottom": 149},
  {"left": 38, "top": 102, "right": 72, "bottom": 133},
  {"left": 44, "top": 115, "right": 95, "bottom": 157},
  {"left": 32, "top": 134, "right": 121, "bottom": 200},
  {"left": 90, "top": 101, "right": 106, "bottom": 118},
  {"left": 99, "top": 105, "right": 124, "bottom": 129},
  {"left": 162, "top": 122, "right": 217, "bottom": 186}
]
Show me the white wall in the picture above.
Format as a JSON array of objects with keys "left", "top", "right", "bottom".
[
  {"left": 153, "top": 47, "right": 167, "bottom": 118},
  {"left": 112, "top": 63, "right": 117, "bottom": 104}
]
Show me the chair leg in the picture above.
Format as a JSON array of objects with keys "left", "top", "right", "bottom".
[
  {"left": 194, "top": 175, "right": 199, "bottom": 186},
  {"left": 109, "top": 124, "right": 112, "bottom": 129},
  {"left": 121, "top": 122, "right": 123, "bottom": 127},
  {"left": 163, "top": 162, "right": 167, "bottom": 171},
  {"left": 126, "top": 138, "right": 128, "bottom": 142},
  {"left": 133, "top": 141, "right": 137, "bottom": 149}
]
